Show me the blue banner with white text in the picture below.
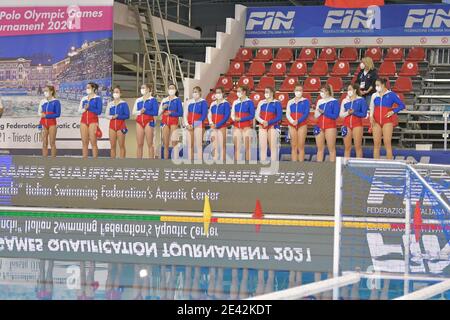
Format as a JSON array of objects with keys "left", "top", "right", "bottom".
[{"left": 245, "top": 4, "right": 450, "bottom": 47}]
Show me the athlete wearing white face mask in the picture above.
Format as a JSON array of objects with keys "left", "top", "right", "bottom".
[
  {"left": 231, "top": 85, "right": 255, "bottom": 162},
  {"left": 132, "top": 83, "right": 159, "bottom": 159},
  {"left": 255, "top": 87, "right": 282, "bottom": 162},
  {"left": 314, "top": 84, "right": 340, "bottom": 162},
  {"left": 78, "top": 82, "right": 102, "bottom": 159},
  {"left": 38, "top": 85, "right": 61, "bottom": 157},
  {"left": 286, "top": 85, "right": 310, "bottom": 162},
  {"left": 159, "top": 84, "right": 183, "bottom": 160},
  {"left": 208, "top": 87, "right": 231, "bottom": 161},
  {"left": 107, "top": 86, "right": 130, "bottom": 159},
  {"left": 369, "top": 78, "right": 405, "bottom": 160},
  {"left": 183, "top": 86, "right": 208, "bottom": 161},
  {"left": 339, "top": 83, "right": 368, "bottom": 159}
]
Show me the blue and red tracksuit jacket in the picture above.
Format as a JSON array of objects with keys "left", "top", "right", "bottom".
[
  {"left": 257, "top": 99, "right": 282, "bottom": 129},
  {"left": 184, "top": 98, "right": 208, "bottom": 127},
  {"left": 287, "top": 98, "right": 310, "bottom": 127},
  {"left": 209, "top": 100, "right": 231, "bottom": 129},
  {"left": 232, "top": 98, "right": 255, "bottom": 128}
]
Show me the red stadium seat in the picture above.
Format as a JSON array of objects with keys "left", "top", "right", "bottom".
[
  {"left": 237, "top": 76, "right": 254, "bottom": 91},
  {"left": 267, "top": 62, "right": 287, "bottom": 76},
  {"left": 399, "top": 61, "right": 418, "bottom": 76},
  {"left": 215, "top": 76, "right": 233, "bottom": 92},
  {"left": 226, "top": 91, "right": 238, "bottom": 104},
  {"left": 326, "top": 77, "right": 343, "bottom": 92},
  {"left": 226, "top": 60, "right": 245, "bottom": 76},
  {"left": 274, "top": 48, "right": 293, "bottom": 62},
  {"left": 275, "top": 92, "right": 289, "bottom": 108},
  {"left": 250, "top": 92, "right": 264, "bottom": 106},
  {"left": 365, "top": 47, "right": 382, "bottom": 61},
  {"left": 393, "top": 76, "right": 413, "bottom": 93},
  {"left": 303, "top": 77, "right": 321, "bottom": 92},
  {"left": 382, "top": 77, "right": 392, "bottom": 90},
  {"left": 234, "top": 48, "right": 253, "bottom": 62},
  {"left": 310, "top": 61, "right": 328, "bottom": 76},
  {"left": 206, "top": 91, "right": 215, "bottom": 105},
  {"left": 288, "top": 61, "right": 308, "bottom": 76},
  {"left": 318, "top": 47, "right": 337, "bottom": 61},
  {"left": 384, "top": 47, "right": 404, "bottom": 61},
  {"left": 254, "top": 48, "right": 273, "bottom": 62},
  {"left": 302, "top": 92, "right": 312, "bottom": 104},
  {"left": 330, "top": 61, "right": 350, "bottom": 76},
  {"left": 378, "top": 61, "right": 397, "bottom": 77},
  {"left": 340, "top": 47, "right": 358, "bottom": 61},
  {"left": 297, "top": 48, "right": 316, "bottom": 62},
  {"left": 406, "top": 47, "right": 425, "bottom": 61},
  {"left": 256, "top": 76, "right": 275, "bottom": 91},
  {"left": 280, "top": 76, "right": 299, "bottom": 92},
  {"left": 246, "top": 61, "right": 266, "bottom": 76}
]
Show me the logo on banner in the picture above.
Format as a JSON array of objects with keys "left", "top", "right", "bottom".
[
  {"left": 246, "top": 11, "right": 296, "bottom": 31},
  {"left": 405, "top": 8, "right": 450, "bottom": 29},
  {"left": 324, "top": 6, "right": 381, "bottom": 30},
  {"left": 367, "top": 233, "right": 450, "bottom": 275}
]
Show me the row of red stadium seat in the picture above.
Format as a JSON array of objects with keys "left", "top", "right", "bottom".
[
  {"left": 226, "top": 60, "right": 419, "bottom": 77},
  {"left": 215, "top": 75, "right": 413, "bottom": 94},
  {"left": 234, "top": 47, "right": 425, "bottom": 63}
]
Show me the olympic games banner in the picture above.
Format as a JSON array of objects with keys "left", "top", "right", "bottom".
[
  {"left": 0, "top": 0, "right": 113, "bottom": 152},
  {"left": 245, "top": 4, "right": 450, "bottom": 47}
]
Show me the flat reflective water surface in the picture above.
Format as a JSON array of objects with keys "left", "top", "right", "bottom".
[{"left": 1, "top": 258, "right": 448, "bottom": 300}]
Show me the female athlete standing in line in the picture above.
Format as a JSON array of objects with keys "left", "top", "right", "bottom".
[
  {"left": 38, "top": 85, "right": 61, "bottom": 157},
  {"left": 159, "top": 84, "right": 183, "bottom": 160},
  {"left": 79, "top": 82, "right": 103, "bottom": 158},
  {"left": 369, "top": 78, "right": 405, "bottom": 160},
  {"left": 133, "top": 83, "right": 159, "bottom": 159},
  {"left": 106, "top": 86, "right": 130, "bottom": 159},
  {"left": 286, "top": 84, "right": 310, "bottom": 162},
  {"left": 314, "top": 84, "right": 340, "bottom": 162},
  {"left": 340, "top": 83, "right": 368, "bottom": 158}
]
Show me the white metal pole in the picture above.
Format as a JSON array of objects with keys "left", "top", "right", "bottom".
[
  {"left": 404, "top": 168, "right": 411, "bottom": 295},
  {"left": 332, "top": 157, "right": 343, "bottom": 300}
]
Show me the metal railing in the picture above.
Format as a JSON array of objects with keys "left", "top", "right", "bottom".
[
  {"left": 114, "top": 51, "right": 196, "bottom": 98},
  {"left": 430, "top": 48, "right": 450, "bottom": 65},
  {"left": 123, "top": 0, "right": 192, "bottom": 27}
]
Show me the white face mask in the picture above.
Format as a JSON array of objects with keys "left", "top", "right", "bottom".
[
  {"left": 193, "top": 92, "right": 200, "bottom": 100},
  {"left": 44, "top": 91, "right": 50, "bottom": 98},
  {"left": 140, "top": 88, "right": 148, "bottom": 96},
  {"left": 237, "top": 91, "right": 243, "bottom": 99},
  {"left": 215, "top": 93, "right": 223, "bottom": 101},
  {"left": 264, "top": 93, "right": 271, "bottom": 100},
  {"left": 376, "top": 85, "right": 382, "bottom": 93},
  {"left": 360, "top": 63, "right": 365, "bottom": 70},
  {"left": 168, "top": 89, "right": 176, "bottom": 97},
  {"left": 320, "top": 92, "right": 326, "bottom": 99},
  {"left": 294, "top": 91, "right": 303, "bottom": 98},
  {"left": 347, "top": 91, "right": 354, "bottom": 98},
  {"left": 113, "top": 93, "right": 121, "bottom": 100},
  {"left": 86, "top": 88, "right": 92, "bottom": 95}
]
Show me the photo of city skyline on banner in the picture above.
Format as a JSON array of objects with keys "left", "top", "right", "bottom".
[{"left": 0, "top": 30, "right": 112, "bottom": 118}]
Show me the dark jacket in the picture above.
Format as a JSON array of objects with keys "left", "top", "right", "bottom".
[{"left": 356, "top": 69, "right": 378, "bottom": 97}]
